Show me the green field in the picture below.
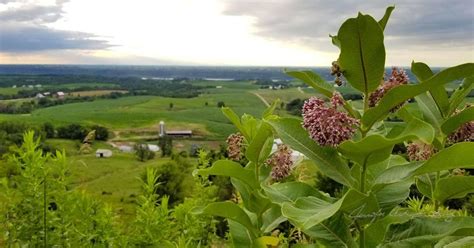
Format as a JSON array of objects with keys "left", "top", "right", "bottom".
[
  {"left": 0, "top": 81, "right": 268, "bottom": 139},
  {"left": 0, "top": 87, "right": 22, "bottom": 95}
]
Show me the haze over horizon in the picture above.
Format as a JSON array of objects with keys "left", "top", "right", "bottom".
[{"left": 0, "top": 0, "right": 473, "bottom": 67}]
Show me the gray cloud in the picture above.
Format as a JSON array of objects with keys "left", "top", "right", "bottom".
[
  {"left": 0, "top": 23, "right": 111, "bottom": 52},
  {"left": 0, "top": 0, "right": 111, "bottom": 53},
  {"left": 222, "top": 0, "right": 474, "bottom": 50},
  {"left": 0, "top": 4, "right": 64, "bottom": 23}
]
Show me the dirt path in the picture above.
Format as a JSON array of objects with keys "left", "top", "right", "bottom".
[
  {"left": 252, "top": 92, "right": 270, "bottom": 107},
  {"left": 297, "top": 86, "right": 305, "bottom": 94}
]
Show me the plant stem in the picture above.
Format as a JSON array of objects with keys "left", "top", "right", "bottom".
[
  {"left": 43, "top": 178, "right": 47, "bottom": 248},
  {"left": 434, "top": 171, "right": 440, "bottom": 211},
  {"left": 358, "top": 156, "right": 368, "bottom": 248}
]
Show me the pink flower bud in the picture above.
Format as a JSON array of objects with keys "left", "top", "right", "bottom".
[
  {"left": 369, "top": 67, "right": 409, "bottom": 111},
  {"left": 266, "top": 144, "right": 293, "bottom": 181},
  {"left": 226, "top": 133, "right": 244, "bottom": 161},
  {"left": 302, "top": 93, "right": 359, "bottom": 147},
  {"left": 407, "top": 142, "right": 435, "bottom": 161}
]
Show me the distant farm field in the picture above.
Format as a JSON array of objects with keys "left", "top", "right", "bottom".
[{"left": 0, "top": 82, "right": 269, "bottom": 139}]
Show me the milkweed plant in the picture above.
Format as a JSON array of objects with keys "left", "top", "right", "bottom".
[{"left": 193, "top": 6, "right": 474, "bottom": 247}]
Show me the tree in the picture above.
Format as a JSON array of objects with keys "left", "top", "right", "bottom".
[
  {"left": 217, "top": 101, "right": 225, "bottom": 108},
  {"left": 57, "top": 124, "right": 88, "bottom": 140},
  {"left": 158, "top": 136, "right": 173, "bottom": 157},
  {"left": 135, "top": 143, "right": 155, "bottom": 162},
  {"left": 43, "top": 122, "right": 55, "bottom": 138},
  {"left": 91, "top": 125, "right": 109, "bottom": 141},
  {"left": 169, "top": 102, "right": 174, "bottom": 110}
]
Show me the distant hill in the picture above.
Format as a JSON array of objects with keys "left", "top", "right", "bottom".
[{"left": 0, "top": 64, "right": 436, "bottom": 82}]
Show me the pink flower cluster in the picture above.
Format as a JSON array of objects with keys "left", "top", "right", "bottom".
[
  {"left": 226, "top": 133, "right": 244, "bottom": 161},
  {"left": 369, "top": 67, "right": 409, "bottom": 110},
  {"left": 302, "top": 93, "right": 359, "bottom": 147},
  {"left": 266, "top": 144, "right": 293, "bottom": 181},
  {"left": 407, "top": 142, "right": 436, "bottom": 161}
]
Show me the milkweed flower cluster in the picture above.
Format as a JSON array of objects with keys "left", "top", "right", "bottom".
[
  {"left": 407, "top": 142, "right": 436, "bottom": 161},
  {"left": 369, "top": 67, "right": 409, "bottom": 110},
  {"left": 266, "top": 144, "right": 293, "bottom": 181},
  {"left": 226, "top": 133, "right": 245, "bottom": 161},
  {"left": 302, "top": 93, "right": 359, "bottom": 147},
  {"left": 447, "top": 107, "right": 474, "bottom": 144}
]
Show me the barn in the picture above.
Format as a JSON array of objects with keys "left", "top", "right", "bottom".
[{"left": 96, "top": 149, "right": 113, "bottom": 158}]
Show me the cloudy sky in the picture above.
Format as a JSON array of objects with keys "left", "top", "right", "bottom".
[{"left": 0, "top": 0, "right": 473, "bottom": 66}]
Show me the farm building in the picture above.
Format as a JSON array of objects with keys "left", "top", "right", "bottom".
[
  {"left": 147, "top": 144, "right": 160, "bottom": 152},
  {"left": 96, "top": 149, "right": 113, "bottom": 158},
  {"left": 158, "top": 121, "right": 192, "bottom": 138},
  {"left": 166, "top": 130, "right": 192, "bottom": 137},
  {"left": 119, "top": 145, "right": 133, "bottom": 153},
  {"left": 56, "top": 91, "right": 65, "bottom": 99},
  {"left": 35, "top": 93, "right": 45, "bottom": 99}
]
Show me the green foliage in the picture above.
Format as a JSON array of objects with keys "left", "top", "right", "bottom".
[
  {"left": 0, "top": 131, "right": 121, "bottom": 246},
  {"left": 153, "top": 156, "right": 194, "bottom": 206},
  {"left": 135, "top": 143, "right": 156, "bottom": 162},
  {"left": 159, "top": 135, "right": 173, "bottom": 157},
  {"left": 193, "top": 5, "right": 474, "bottom": 247}
]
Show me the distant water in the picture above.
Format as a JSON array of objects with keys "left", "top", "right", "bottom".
[{"left": 0, "top": 64, "right": 426, "bottom": 82}]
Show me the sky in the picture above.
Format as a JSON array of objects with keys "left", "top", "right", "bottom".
[{"left": 0, "top": 0, "right": 473, "bottom": 66}]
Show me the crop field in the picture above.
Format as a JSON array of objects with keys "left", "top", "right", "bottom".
[
  {"left": 0, "top": 87, "right": 21, "bottom": 95},
  {"left": 70, "top": 90, "right": 128, "bottom": 97},
  {"left": 0, "top": 81, "right": 269, "bottom": 139}
]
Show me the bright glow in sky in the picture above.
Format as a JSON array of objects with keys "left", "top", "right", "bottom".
[{"left": 0, "top": 0, "right": 472, "bottom": 66}]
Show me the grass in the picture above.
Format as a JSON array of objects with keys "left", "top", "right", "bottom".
[
  {"left": 45, "top": 83, "right": 119, "bottom": 89},
  {"left": 0, "top": 82, "right": 268, "bottom": 139},
  {"left": 70, "top": 90, "right": 128, "bottom": 97},
  {"left": 0, "top": 87, "right": 22, "bottom": 95}
]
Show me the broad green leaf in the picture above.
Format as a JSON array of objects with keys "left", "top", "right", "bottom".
[
  {"left": 380, "top": 216, "right": 474, "bottom": 247},
  {"left": 241, "top": 114, "right": 260, "bottom": 140},
  {"left": 261, "top": 204, "right": 286, "bottom": 233},
  {"left": 266, "top": 117, "right": 356, "bottom": 187},
  {"left": 412, "top": 61, "right": 449, "bottom": 116},
  {"left": 378, "top": 6, "right": 395, "bottom": 30},
  {"left": 415, "top": 142, "right": 474, "bottom": 175},
  {"left": 374, "top": 179, "right": 413, "bottom": 214},
  {"left": 441, "top": 106, "right": 474, "bottom": 136},
  {"left": 415, "top": 92, "right": 443, "bottom": 131},
  {"left": 435, "top": 236, "right": 474, "bottom": 248},
  {"left": 262, "top": 181, "right": 333, "bottom": 205},
  {"left": 192, "top": 202, "right": 259, "bottom": 235},
  {"left": 375, "top": 142, "right": 474, "bottom": 184},
  {"left": 231, "top": 178, "right": 271, "bottom": 216},
  {"left": 433, "top": 176, "right": 474, "bottom": 203},
  {"left": 449, "top": 76, "right": 474, "bottom": 115},
  {"left": 281, "top": 189, "right": 369, "bottom": 230},
  {"left": 245, "top": 122, "right": 273, "bottom": 164},
  {"left": 195, "top": 160, "right": 259, "bottom": 189},
  {"left": 305, "top": 213, "right": 357, "bottom": 248},
  {"left": 228, "top": 220, "right": 254, "bottom": 248},
  {"left": 374, "top": 161, "right": 422, "bottom": 185},
  {"left": 339, "top": 115, "right": 434, "bottom": 166},
  {"left": 365, "top": 210, "right": 414, "bottom": 248},
  {"left": 222, "top": 107, "right": 248, "bottom": 138},
  {"left": 367, "top": 155, "right": 408, "bottom": 184},
  {"left": 416, "top": 174, "right": 436, "bottom": 199},
  {"left": 338, "top": 13, "right": 385, "bottom": 94},
  {"left": 362, "top": 63, "right": 474, "bottom": 130},
  {"left": 284, "top": 70, "right": 334, "bottom": 97}
]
